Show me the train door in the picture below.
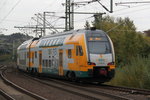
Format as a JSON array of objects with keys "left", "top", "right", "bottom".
[
  {"left": 38, "top": 50, "right": 42, "bottom": 73},
  {"left": 59, "top": 49, "right": 63, "bottom": 76},
  {"left": 75, "top": 45, "right": 80, "bottom": 66},
  {"left": 76, "top": 45, "right": 84, "bottom": 67}
]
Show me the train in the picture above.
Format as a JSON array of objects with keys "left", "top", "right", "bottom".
[{"left": 17, "top": 28, "right": 115, "bottom": 83}]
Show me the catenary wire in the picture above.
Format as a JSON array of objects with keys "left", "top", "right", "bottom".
[{"left": 0, "top": 0, "right": 22, "bottom": 25}]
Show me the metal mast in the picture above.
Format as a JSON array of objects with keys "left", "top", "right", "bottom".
[{"left": 65, "top": 0, "right": 74, "bottom": 31}]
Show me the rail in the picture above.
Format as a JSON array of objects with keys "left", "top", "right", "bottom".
[{"left": 0, "top": 67, "right": 47, "bottom": 100}]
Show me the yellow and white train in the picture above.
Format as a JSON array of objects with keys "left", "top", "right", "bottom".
[{"left": 17, "top": 29, "right": 115, "bottom": 83}]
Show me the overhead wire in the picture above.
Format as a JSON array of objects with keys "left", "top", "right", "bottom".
[
  {"left": 0, "top": 0, "right": 22, "bottom": 25},
  {"left": 113, "top": 5, "right": 150, "bottom": 16},
  {"left": 114, "top": 3, "right": 150, "bottom": 13},
  {"left": 0, "top": 0, "right": 8, "bottom": 13}
]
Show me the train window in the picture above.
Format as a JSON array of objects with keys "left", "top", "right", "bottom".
[
  {"left": 51, "top": 59, "right": 53, "bottom": 66},
  {"left": 42, "top": 41, "right": 45, "bottom": 47},
  {"left": 48, "top": 40, "right": 52, "bottom": 46},
  {"left": 76, "top": 46, "right": 83, "bottom": 56},
  {"left": 43, "top": 40, "right": 46, "bottom": 46},
  {"left": 52, "top": 39, "right": 57, "bottom": 46},
  {"left": 68, "top": 49, "right": 72, "bottom": 58},
  {"left": 88, "top": 41, "right": 111, "bottom": 54},
  {"left": 35, "top": 51, "right": 37, "bottom": 58},
  {"left": 49, "top": 60, "right": 51, "bottom": 67},
  {"left": 55, "top": 39, "right": 59, "bottom": 46},
  {"left": 40, "top": 40, "right": 44, "bottom": 47},
  {"left": 24, "top": 52, "right": 26, "bottom": 59},
  {"left": 42, "top": 60, "right": 44, "bottom": 66},
  {"left": 46, "top": 60, "right": 48, "bottom": 67},
  {"left": 39, "top": 52, "right": 42, "bottom": 65},
  {"left": 58, "top": 38, "right": 64, "bottom": 45},
  {"left": 45, "top": 40, "right": 49, "bottom": 46},
  {"left": 48, "top": 40, "right": 51, "bottom": 46},
  {"left": 76, "top": 46, "right": 79, "bottom": 56},
  {"left": 58, "top": 38, "right": 61, "bottom": 45},
  {"left": 48, "top": 49, "right": 51, "bottom": 55},
  {"left": 57, "top": 39, "right": 62, "bottom": 45},
  {"left": 50, "top": 39, "right": 54, "bottom": 46},
  {"left": 47, "top": 40, "right": 51, "bottom": 46},
  {"left": 79, "top": 46, "right": 83, "bottom": 56},
  {"left": 32, "top": 52, "right": 34, "bottom": 63},
  {"left": 27, "top": 52, "right": 29, "bottom": 58},
  {"left": 45, "top": 40, "right": 48, "bottom": 46}
]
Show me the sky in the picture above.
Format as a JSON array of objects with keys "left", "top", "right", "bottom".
[{"left": 0, "top": 0, "right": 150, "bottom": 36}]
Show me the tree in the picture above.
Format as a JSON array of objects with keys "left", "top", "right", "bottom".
[
  {"left": 144, "top": 29, "right": 150, "bottom": 37},
  {"left": 84, "top": 20, "right": 90, "bottom": 29},
  {"left": 91, "top": 15, "right": 150, "bottom": 66}
]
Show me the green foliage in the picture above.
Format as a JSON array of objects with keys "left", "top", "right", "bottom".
[
  {"left": 108, "top": 57, "right": 150, "bottom": 89},
  {"left": 84, "top": 20, "right": 91, "bottom": 29},
  {"left": 144, "top": 29, "right": 150, "bottom": 37},
  {"left": 92, "top": 15, "right": 150, "bottom": 66},
  {"left": 0, "top": 32, "right": 32, "bottom": 62},
  {"left": 0, "top": 54, "right": 12, "bottom": 62}
]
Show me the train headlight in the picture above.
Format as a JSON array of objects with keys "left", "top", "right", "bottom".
[
  {"left": 88, "top": 62, "right": 96, "bottom": 66},
  {"left": 107, "top": 62, "right": 114, "bottom": 66}
]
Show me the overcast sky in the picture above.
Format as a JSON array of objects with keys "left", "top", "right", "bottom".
[{"left": 0, "top": 0, "right": 150, "bottom": 36}]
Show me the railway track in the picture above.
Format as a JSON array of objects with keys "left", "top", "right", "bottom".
[
  {"left": 25, "top": 71, "right": 150, "bottom": 100},
  {"left": 97, "top": 84, "right": 150, "bottom": 95},
  {"left": 3, "top": 66, "right": 150, "bottom": 100},
  {"left": 0, "top": 66, "right": 47, "bottom": 100},
  {"left": 22, "top": 73, "right": 133, "bottom": 100},
  {"left": 0, "top": 89, "right": 15, "bottom": 100}
]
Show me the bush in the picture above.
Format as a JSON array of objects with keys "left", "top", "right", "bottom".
[{"left": 108, "top": 56, "right": 150, "bottom": 89}]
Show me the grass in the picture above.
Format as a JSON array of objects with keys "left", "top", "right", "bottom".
[{"left": 107, "top": 56, "right": 150, "bottom": 89}]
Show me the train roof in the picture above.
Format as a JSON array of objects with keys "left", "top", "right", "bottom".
[{"left": 40, "top": 29, "right": 106, "bottom": 40}]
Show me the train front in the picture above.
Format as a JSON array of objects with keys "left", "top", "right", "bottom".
[{"left": 85, "top": 29, "right": 115, "bottom": 82}]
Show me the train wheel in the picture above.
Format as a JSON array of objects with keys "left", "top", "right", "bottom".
[
  {"left": 68, "top": 72, "right": 76, "bottom": 82},
  {"left": 34, "top": 68, "right": 38, "bottom": 76}
]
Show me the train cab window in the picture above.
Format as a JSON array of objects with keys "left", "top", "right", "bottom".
[
  {"left": 68, "top": 49, "right": 72, "bottom": 58},
  {"left": 35, "top": 51, "right": 37, "bottom": 58}
]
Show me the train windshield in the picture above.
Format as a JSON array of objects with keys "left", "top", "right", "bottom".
[{"left": 88, "top": 37, "right": 111, "bottom": 54}]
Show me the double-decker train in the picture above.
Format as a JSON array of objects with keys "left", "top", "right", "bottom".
[{"left": 17, "top": 28, "right": 115, "bottom": 83}]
